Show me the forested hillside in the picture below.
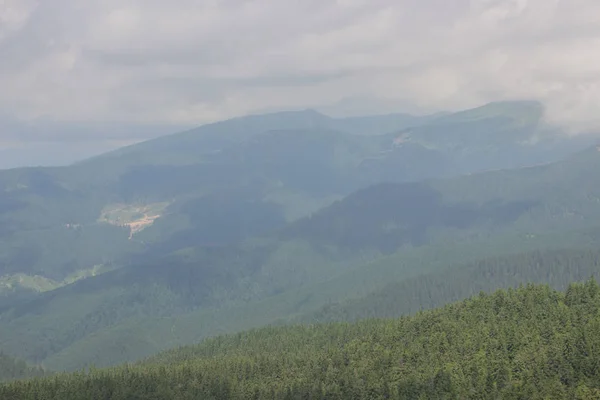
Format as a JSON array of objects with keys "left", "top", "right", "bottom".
[
  {"left": 0, "top": 101, "right": 591, "bottom": 288},
  {"left": 2, "top": 280, "right": 599, "bottom": 399},
  {"left": 3, "top": 143, "right": 600, "bottom": 371},
  {"left": 303, "top": 247, "right": 600, "bottom": 323}
]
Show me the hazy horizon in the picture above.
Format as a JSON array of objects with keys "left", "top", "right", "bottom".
[
  {"left": 0, "top": 99, "right": 559, "bottom": 169},
  {"left": 2, "top": 0, "right": 600, "bottom": 168}
]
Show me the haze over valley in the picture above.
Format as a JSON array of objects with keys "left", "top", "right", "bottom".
[{"left": 2, "top": 0, "right": 600, "bottom": 398}]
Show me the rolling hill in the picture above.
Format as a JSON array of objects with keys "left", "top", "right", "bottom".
[
  {"left": 0, "top": 101, "right": 594, "bottom": 292},
  {"left": 2, "top": 280, "right": 599, "bottom": 399},
  {"left": 302, "top": 247, "right": 600, "bottom": 323},
  {"left": 1, "top": 143, "right": 600, "bottom": 370}
]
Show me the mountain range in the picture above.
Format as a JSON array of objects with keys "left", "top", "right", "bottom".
[{"left": 0, "top": 100, "right": 599, "bottom": 371}]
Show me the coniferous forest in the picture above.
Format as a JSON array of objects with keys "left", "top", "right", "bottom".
[
  {"left": 4, "top": 0, "right": 600, "bottom": 396},
  {"left": 2, "top": 279, "right": 599, "bottom": 399},
  {"left": 2, "top": 98, "right": 600, "bottom": 399}
]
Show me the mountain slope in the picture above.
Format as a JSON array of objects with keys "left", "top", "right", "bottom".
[
  {"left": 390, "top": 100, "right": 595, "bottom": 173},
  {"left": 3, "top": 280, "right": 600, "bottom": 399},
  {"left": 32, "top": 234, "right": 600, "bottom": 372},
  {"left": 2, "top": 145, "right": 600, "bottom": 370},
  {"left": 0, "top": 128, "right": 441, "bottom": 284},
  {"left": 0, "top": 101, "right": 593, "bottom": 290},
  {"left": 302, "top": 247, "right": 600, "bottom": 323}
]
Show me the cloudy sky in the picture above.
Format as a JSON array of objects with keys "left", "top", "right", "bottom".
[{"left": 1, "top": 0, "right": 600, "bottom": 165}]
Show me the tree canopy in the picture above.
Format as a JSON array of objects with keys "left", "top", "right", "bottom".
[{"left": 2, "top": 279, "right": 599, "bottom": 399}]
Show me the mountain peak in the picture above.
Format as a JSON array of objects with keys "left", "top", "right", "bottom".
[{"left": 433, "top": 100, "right": 544, "bottom": 125}]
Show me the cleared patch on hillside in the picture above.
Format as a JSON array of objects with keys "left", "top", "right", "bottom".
[
  {"left": 98, "top": 202, "right": 170, "bottom": 238},
  {"left": 63, "top": 264, "right": 115, "bottom": 285},
  {"left": 0, "top": 274, "right": 59, "bottom": 293},
  {"left": 0, "top": 264, "right": 115, "bottom": 294}
]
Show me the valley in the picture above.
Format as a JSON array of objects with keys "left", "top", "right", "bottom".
[
  {"left": 0, "top": 102, "right": 599, "bottom": 374},
  {"left": 5, "top": 2, "right": 600, "bottom": 396}
]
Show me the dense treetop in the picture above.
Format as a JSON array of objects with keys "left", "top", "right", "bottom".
[{"left": 2, "top": 279, "right": 599, "bottom": 399}]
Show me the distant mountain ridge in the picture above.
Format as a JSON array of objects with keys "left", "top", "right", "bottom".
[
  {"left": 2, "top": 100, "right": 591, "bottom": 284},
  {"left": 1, "top": 101, "right": 599, "bottom": 372},
  {"left": 2, "top": 143, "right": 600, "bottom": 370}
]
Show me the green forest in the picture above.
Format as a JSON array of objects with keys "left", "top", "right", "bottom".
[
  {"left": 2, "top": 102, "right": 600, "bottom": 399},
  {"left": 1, "top": 102, "right": 599, "bottom": 372},
  {"left": 2, "top": 280, "right": 600, "bottom": 399},
  {"left": 303, "top": 247, "right": 600, "bottom": 323}
]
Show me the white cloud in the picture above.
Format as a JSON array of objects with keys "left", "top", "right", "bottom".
[
  {"left": 0, "top": 0, "right": 37, "bottom": 41},
  {"left": 1, "top": 0, "right": 600, "bottom": 135}
]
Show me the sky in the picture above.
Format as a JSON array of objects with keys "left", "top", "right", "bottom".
[{"left": 1, "top": 0, "right": 600, "bottom": 166}]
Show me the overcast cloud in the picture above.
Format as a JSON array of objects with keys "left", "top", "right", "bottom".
[{"left": 2, "top": 0, "right": 600, "bottom": 138}]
